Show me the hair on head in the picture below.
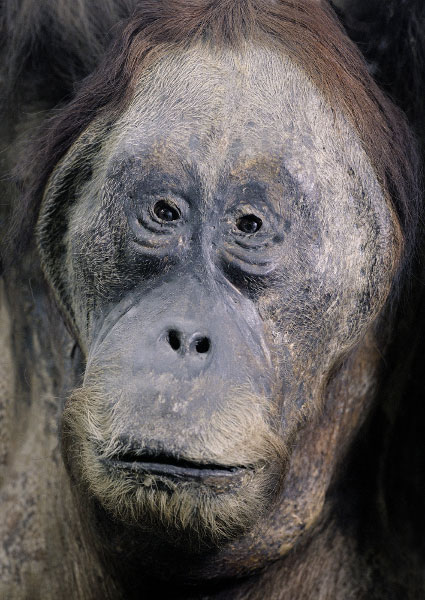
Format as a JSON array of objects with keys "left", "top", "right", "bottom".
[{"left": 6, "top": 0, "right": 420, "bottom": 273}]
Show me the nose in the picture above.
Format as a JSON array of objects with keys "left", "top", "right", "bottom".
[{"left": 166, "top": 328, "right": 212, "bottom": 357}]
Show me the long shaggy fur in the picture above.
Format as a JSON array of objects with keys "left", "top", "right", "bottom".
[
  {"left": 0, "top": 0, "right": 137, "bottom": 100},
  {"left": 333, "top": 0, "right": 425, "bottom": 143}
]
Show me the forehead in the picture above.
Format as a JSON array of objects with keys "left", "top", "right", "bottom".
[{"left": 104, "top": 43, "right": 381, "bottom": 200}]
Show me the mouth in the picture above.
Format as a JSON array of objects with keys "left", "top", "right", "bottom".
[{"left": 102, "top": 452, "right": 248, "bottom": 483}]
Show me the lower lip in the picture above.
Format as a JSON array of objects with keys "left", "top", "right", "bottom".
[{"left": 103, "top": 458, "right": 246, "bottom": 482}]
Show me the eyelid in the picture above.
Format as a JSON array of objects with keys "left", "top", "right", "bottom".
[{"left": 220, "top": 246, "right": 278, "bottom": 276}]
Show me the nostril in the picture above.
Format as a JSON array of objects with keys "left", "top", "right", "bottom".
[
  {"left": 195, "top": 336, "right": 211, "bottom": 354},
  {"left": 167, "top": 330, "right": 181, "bottom": 351}
]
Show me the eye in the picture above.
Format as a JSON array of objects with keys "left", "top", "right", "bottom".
[
  {"left": 154, "top": 200, "right": 180, "bottom": 222},
  {"left": 236, "top": 214, "right": 263, "bottom": 234}
]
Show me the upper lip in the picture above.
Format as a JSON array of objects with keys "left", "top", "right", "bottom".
[{"left": 103, "top": 451, "right": 247, "bottom": 480}]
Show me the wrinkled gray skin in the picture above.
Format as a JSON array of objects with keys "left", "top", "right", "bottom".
[{"left": 1, "top": 43, "right": 401, "bottom": 599}]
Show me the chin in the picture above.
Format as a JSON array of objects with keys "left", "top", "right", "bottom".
[{"left": 71, "top": 446, "right": 284, "bottom": 548}]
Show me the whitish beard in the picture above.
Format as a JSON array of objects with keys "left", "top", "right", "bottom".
[{"left": 62, "top": 384, "right": 288, "bottom": 546}]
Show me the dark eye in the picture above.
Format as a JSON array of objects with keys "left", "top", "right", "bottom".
[
  {"left": 154, "top": 200, "right": 180, "bottom": 222},
  {"left": 236, "top": 214, "right": 262, "bottom": 234}
]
